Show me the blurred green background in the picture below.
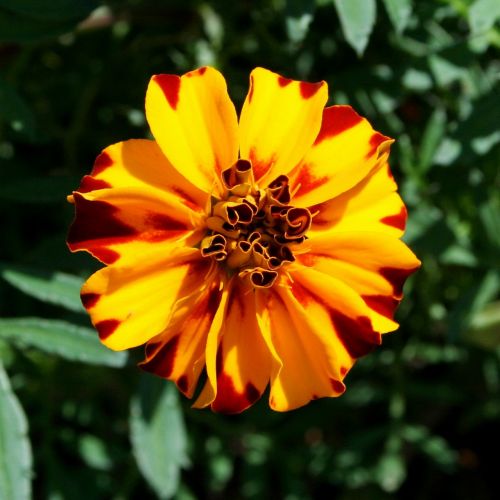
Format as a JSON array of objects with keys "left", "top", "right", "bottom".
[{"left": 0, "top": 0, "right": 499, "bottom": 498}]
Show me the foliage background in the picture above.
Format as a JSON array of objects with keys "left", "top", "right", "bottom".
[{"left": 0, "top": 0, "right": 499, "bottom": 498}]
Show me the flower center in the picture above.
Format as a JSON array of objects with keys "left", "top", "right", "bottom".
[{"left": 200, "top": 159, "right": 312, "bottom": 288}]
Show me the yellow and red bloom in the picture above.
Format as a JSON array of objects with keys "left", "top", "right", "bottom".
[{"left": 68, "top": 67, "right": 420, "bottom": 413}]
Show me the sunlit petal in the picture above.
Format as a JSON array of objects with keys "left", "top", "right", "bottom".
[
  {"left": 80, "top": 248, "right": 213, "bottom": 350},
  {"left": 146, "top": 67, "right": 239, "bottom": 195},
  {"left": 239, "top": 67, "right": 328, "bottom": 184},
  {"left": 290, "top": 105, "right": 394, "bottom": 207},
  {"left": 194, "top": 278, "right": 271, "bottom": 414}
]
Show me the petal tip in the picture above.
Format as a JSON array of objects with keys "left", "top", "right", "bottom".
[{"left": 151, "top": 73, "right": 181, "bottom": 109}]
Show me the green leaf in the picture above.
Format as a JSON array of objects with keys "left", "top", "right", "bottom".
[
  {"left": 285, "top": 0, "right": 315, "bottom": 43},
  {"left": 375, "top": 452, "right": 406, "bottom": 492},
  {"left": 402, "top": 424, "right": 457, "bottom": 470},
  {"left": 0, "top": 0, "right": 98, "bottom": 21},
  {"left": 130, "top": 378, "right": 189, "bottom": 499},
  {"left": 0, "top": 318, "right": 127, "bottom": 368},
  {"left": 464, "top": 301, "right": 500, "bottom": 350},
  {"left": 0, "top": 360, "right": 32, "bottom": 500},
  {"left": 0, "top": 77, "right": 36, "bottom": 139},
  {"left": 468, "top": 0, "right": 500, "bottom": 35},
  {"left": 198, "top": 4, "right": 224, "bottom": 48},
  {"left": 479, "top": 197, "right": 500, "bottom": 250},
  {"left": 78, "top": 434, "right": 112, "bottom": 471},
  {"left": 439, "top": 244, "right": 478, "bottom": 267},
  {"left": 428, "top": 54, "right": 466, "bottom": 87},
  {"left": 452, "top": 90, "right": 500, "bottom": 159},
  {"left": 381, "top": 0, "right": 412, "bottom": 34},
  {"left": 0, "top": 176, "right": 80, "bottom": 204},
  {"left": 418, "top": 107, "right": 447, "bottom": 173},
  {"left": 0, "top": 265, "right": 84, "bottom": 313},
  {"left": 449, "top": 271, "right": 500, "bottom": 341},
  {"left": 333, "top": 0, "right": 377, "bottom": 56},
  {"left": 401, "top": 67, "right": 432, "bottom": 92},
  {"left": 434, "top": 137, "right": 461, "bottom": 166}
]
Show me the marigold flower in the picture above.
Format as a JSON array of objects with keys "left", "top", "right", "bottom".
[{"left": 68, "top": 67, "right": 420, "bottom": 413}]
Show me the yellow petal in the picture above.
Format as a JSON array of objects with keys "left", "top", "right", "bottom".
[
  {"left": 193, "top": 278, "right": 271, "bottom": 414},
  {"left": 239, "top": 67, "right": 328, "bottom": 184},
  {"left": 309, "top": 162, "right": 407, "bottom": 238},
  {"left": 70, "top": 139, "right": 208, "bottom": 212},
  {"left": 290, "top": 105, "right": 394, "bottom": 207},
  {"left": 67, "top": 185, "right": 204, "bottom": 265},
  {"left": 80, "top": 247, "right": 214, "bottom": 350},
  {"left": 255, "top": 281, "right": 350, "bottom": 412},
  {"left": 139, "top": 278, "right": 223, "bottom": 397},
  {"left": 145, "top": 67, "right": 239, "bottom": 195},
  {"left": 299, "top": 231, "right": 421, "bottom": 332}
]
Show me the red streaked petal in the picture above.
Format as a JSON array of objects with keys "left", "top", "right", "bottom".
[
  {"left": 313, "top": 105, "right": 363, "bottom": 145},
  {"left": 254, "top": 283, "right": 348, "bottom": 412},
  {"left": 210, "top": 279, "right": 271, "bottom": 414},
  {"left": 73, "top": 139, "right": 207, "bottom": 211},
  {"left": 68, "top": 187, "right": 203, "bottom": 265},
  {"left": 146, "top": 67, "right": 239, "bottom": 195},
  {"left": 193, "top": 278, "right": 271, "bottom": 414},
  {"left": 380, "top": 206, "right": 407, "bottom": 231},
  {"left": 287, "top": 269, "right": 381, "bottom": 358},
  {"left": 301, "top": 231, "right": 420, "bottom": 332},
  {"left": 81, "top": 248, "right": 214, "bottom": 351},
  {"left": 308, "top": 162, "right": 406, "bottom": 238},
  {"left": 140, "top": 279, "right": 223, "bottom": 398},
  {"left": 239, "top": 67, "right": 328, "bottom": 184},
  {"left": 290, "top": 105, "right": 394, "bottom": 207}
]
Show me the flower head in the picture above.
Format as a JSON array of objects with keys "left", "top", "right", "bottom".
[{"left": 68, "top": 67, "right": 420, "bottom": 413}]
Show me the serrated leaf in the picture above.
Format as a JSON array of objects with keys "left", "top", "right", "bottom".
[
  {"left": 130, "top": 378, "right": 189, "bottom": 500},
  {"left": 0, "top": 360, "right": 33, "bottom": 500},
  {"left": 0, "top": 0, "right": 98, "bottom": 21},
  {"left": 0, "top": 318, "right": 127, "bottom": 367},
  {"left": 1, "top": 265, "right": 84, "bottom": 312},
  {"left": 333, "top": 0, "right": 376, "bottom": 56},
  {"left": 381, "top": 0, "right": 412, "bottom": 34}
]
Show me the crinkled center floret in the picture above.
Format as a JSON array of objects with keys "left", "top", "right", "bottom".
[{"left": 200, "top": 159, "right": 312, "bottom": 288}]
